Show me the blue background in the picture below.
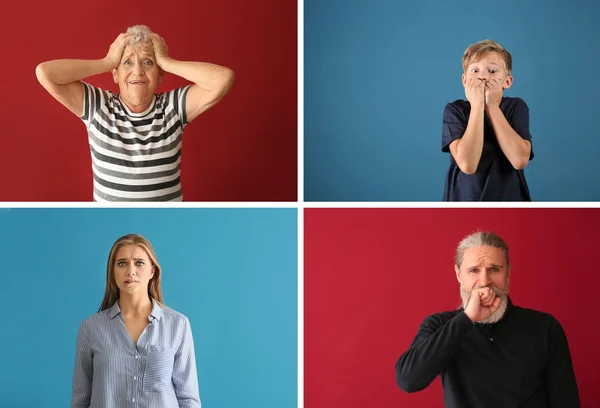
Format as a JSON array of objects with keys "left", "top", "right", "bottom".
[
  {"left": 305, "top": 0, "right": 600, "bottom": 201},
  {"left": 0, "top": 208, "right": 297, "bottom": 408}
]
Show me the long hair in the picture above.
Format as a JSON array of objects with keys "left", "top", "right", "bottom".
[{"left": 98, "top": 234, "right": 164, "bottom": 312}]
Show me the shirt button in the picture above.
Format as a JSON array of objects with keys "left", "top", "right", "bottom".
[
  {"left": 135, "top": 355, "right": 139, "bottom": 359},
  {"left": 490, "top": 337, "right": 494, "bottom": 342},
  {"left": 134, "top": 376, "right": 137, "bottom": 380},
  {"left": 132, "top": 398, "right": 135, "bottom": 402}
]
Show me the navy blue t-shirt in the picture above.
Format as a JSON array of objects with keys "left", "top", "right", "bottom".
[{"left": 441, "top": 97, "right": 534, "bottom": 201}]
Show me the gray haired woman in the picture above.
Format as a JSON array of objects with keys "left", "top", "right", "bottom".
[{"left": 36, "top": 25, "right": 235, "bottom": 202}]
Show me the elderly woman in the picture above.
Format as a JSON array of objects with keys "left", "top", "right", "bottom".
[
  {"left": 71, "top": 234, "right": 201, "bottom": 407},
  {"left": 36, "top": 25, "right": 234, "bottom": 201}
]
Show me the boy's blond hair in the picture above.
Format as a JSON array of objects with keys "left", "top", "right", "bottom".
[{"left": 462, "top": 40, "right": 512, "bottom": 76}]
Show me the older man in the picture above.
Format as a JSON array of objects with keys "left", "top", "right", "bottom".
[
  {"left": 36, "top": 25, "right": 234, "bottom": 201},
  {"left": 395, "top": 232, "right": 580, "bottom": 408}
]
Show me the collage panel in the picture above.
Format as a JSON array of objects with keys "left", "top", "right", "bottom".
[
  {"left": 304, "top": 0, "right": 600, "bottom": 201},
  {"left": 305, "top": 207, "right": 598, "bottom": 407},
  {"left": 0, "top": 208, "right": 297, "bottom": 408},
  {"left": 2, "top": 0, "right": 297, "bottom": 202}
]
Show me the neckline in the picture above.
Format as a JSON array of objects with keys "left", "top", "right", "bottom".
[{"left": 118, "top": 95, "right": 157, "bottom": 117}]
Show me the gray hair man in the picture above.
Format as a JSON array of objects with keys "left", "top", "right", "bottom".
[{"left": 395, "top": 231, "right": 580, "bottom": 408}]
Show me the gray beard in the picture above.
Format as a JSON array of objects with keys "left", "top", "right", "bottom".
[{"left": 460, "top": 285, "right": 509, "bottom": 324}]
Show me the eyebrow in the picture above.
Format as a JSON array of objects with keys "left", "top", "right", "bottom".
[
  {"left": 470, "top": 61, "right": 500, "bottom": 67},
  {"left": 466, "top": 264, "right": 503, "bottom": 270},
  {"left": 115, "top": 258, "right": 147, "bottom": 262}
]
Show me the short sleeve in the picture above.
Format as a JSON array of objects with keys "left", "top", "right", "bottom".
[
  {"left": 164, "top": 85, "right": 193, "bottom": 129},
  {"left": 441, "top": 103, "right": 467, "bottom": 152},
  {"left": 509, "top": 98, "right": 534, "bottom": 160},
  {"left": 80, "top": 82, "right": 111, "bottom": 129},
  {"left": 510, "top": 98, "right": 532, "bottom": 141}
]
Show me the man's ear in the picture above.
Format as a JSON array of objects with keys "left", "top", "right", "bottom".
[
  {"left": 455, "top": 265, "right": 462, "bottom": 284},
  {"left": 112, "top": 69, "right": 119, "bottom": 84}
]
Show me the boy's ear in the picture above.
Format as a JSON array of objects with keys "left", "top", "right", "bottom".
[{"left": 503, "top": 75, "right": 513, "bottom": 90}]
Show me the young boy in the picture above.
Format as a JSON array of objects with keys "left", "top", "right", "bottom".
[{"left": 441, "top": 40, "right": 533, "bottom": 201}]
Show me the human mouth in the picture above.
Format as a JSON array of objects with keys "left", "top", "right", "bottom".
[
  {"left": 124, "top": 280, "right": 138, "bottom": 285},
  {"left": 129, "top": 81, "right": 146, "bottom": 85}
]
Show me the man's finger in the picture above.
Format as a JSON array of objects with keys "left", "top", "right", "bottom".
[
  {"left": 482, "top": 294, "right": 497, "bottom": 307},
  {"left": 489, "top": 296, "right": 501, "bottom": 312}
]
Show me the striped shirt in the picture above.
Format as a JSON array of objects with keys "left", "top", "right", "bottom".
[
  {"left": 71, "top": 299, "right": 201, "bottom": 408},
  {"left": 80, "top": 82, "right": 192, "bottom": 202}
]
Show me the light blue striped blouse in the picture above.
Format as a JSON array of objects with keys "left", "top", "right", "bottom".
[{"left": 71, "top": 299, "right": 201, "bottom": 408}]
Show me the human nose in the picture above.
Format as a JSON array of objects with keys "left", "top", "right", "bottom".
[
  {"left": 133, "top": 62, "right": 144, "bottom": 75},
  {"left": 478, "top": 272, "right": 491, "bottom": 287},
  {"left": 125, "top": 262, "right": 136, "bottom": 275}
]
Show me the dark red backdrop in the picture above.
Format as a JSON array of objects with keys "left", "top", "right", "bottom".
[
  {"left": 1, "top": 0, "right": 296, "bottom": 201},
  {"left": 305, "top": 208, "right": 599, "bottom": 408}
]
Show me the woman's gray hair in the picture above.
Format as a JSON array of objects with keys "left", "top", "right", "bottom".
[
  {"left": 455, "top": 231, "right": 510, "bottom": 269},
  {"left": 126, "top": 25, "right": 154, "bottom": 45}
]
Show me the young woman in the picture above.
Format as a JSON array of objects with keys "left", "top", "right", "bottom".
[{"left": 71, "top": 234, "right": 200, "bottom": 407}]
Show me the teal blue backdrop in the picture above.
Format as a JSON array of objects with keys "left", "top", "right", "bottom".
[
  {"left": 305, "top": 0, "right": 600, "bottom": 201},
  {"left": 0, "top": 208, "right": 297, "bottom": 408}
]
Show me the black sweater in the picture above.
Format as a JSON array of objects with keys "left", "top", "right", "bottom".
[{"left": 395, "top": 298, "right": 580, "bottom": 408}]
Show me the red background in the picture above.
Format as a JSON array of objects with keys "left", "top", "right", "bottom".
[
  {"left": 1, "top": 0, "right": 296, "bottom": 201},
  {"left": 305, "top": 208, "right": 599, "bottom": 408}
]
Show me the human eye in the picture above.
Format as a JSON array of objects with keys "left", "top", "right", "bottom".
[
  {"left": 143, "top": 60, "right": 153, "bottom": 66},
  {"left": 470, "top": 68, "right": 478, "bottom": 73},
  {"left": 489, "top": 69, "right": 497, "bottom": 74},
  {"left": 124, "top": 60, "right": 132, "bottom": 66},
  {"left": 136, "top": 260, "right": 145, "bottom": 266},
  {"left": 117, "top": 261, "right": 127, "bottom": 267}
]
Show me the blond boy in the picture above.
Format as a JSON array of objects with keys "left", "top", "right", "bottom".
[{"left": 442, "top": 40, "right": 533, "bottom": 201}]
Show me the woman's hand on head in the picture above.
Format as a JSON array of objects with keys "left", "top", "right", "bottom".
[
  {"left": 105, "top": 33, "right": 131, "bottom": 69},
  {"left": 150, "top": 34, "right": 170, "bottom": 66}
]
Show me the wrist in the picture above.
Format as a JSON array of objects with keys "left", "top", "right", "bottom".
[
  {"left": 100, "top": 57, "right": 118, "bottom": 71},
  {"left": 157, "top": 56, "right": 173, "bottom": 69},
  {"left": 464, "top": 309, "right": 476, "bottom": 323}
]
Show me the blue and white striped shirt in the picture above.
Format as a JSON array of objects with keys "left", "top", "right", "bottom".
[{"left": 71, "top": 299, "right": 201, "bottom": 408}]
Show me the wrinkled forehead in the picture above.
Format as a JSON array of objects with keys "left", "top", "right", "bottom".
[
  {"left": 121, "top": 43, "right": 155, "bottom": 59},
  {"left": 462, "top": 245, "right": 506, "bottom": 265},
  {"left": 115, "top": 244, "right": 150, "bottom": 260}
]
